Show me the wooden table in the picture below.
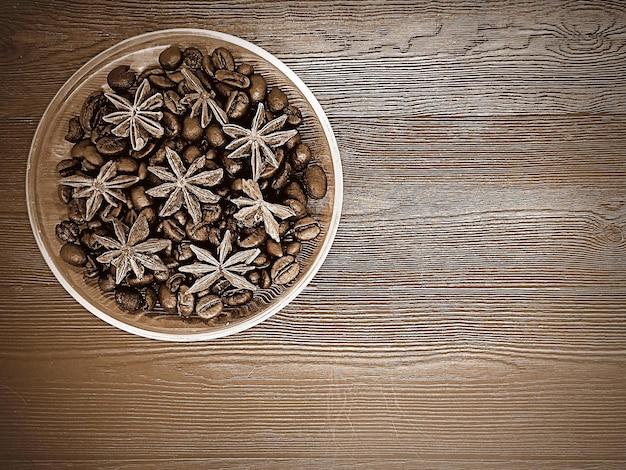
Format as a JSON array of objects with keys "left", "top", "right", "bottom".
[{"left": 2, "top": 1, "right": 625, "bottom": 468}]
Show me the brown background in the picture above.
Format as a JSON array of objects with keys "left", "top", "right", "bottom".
[{"left": 1, "top": 1, "right": 625, "bottom": 468}]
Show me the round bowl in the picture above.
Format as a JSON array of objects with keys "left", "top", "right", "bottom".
[{"left": 26, "top": 29, "right": 342, "bottom": 341}]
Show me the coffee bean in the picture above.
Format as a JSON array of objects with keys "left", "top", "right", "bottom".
[
  {"left": 159, "top": 45, "right": 183, "bottom": 71},
  {"left": 212, "top": 47, "right": 235, "bottom": 71},
  {"left": 144, "top": 286, "right": 158, "bottom": 311},
  {"left": 225, "top": 90, "right": 249, "bottom": 120},
  {"left": 237, "top": 63, "right": 254, "bottom": 75},
  {"left": 161, "top": 219, "right": 185, "bottom": 243},
  {"left": 223, "top": 289, "right": 253, "bottom": 307},
  {"left": 60, "top": 243, "right": 87, "bottom": 267},
  {"left": 80, "top": 92, "right": 108, "bottom": 132},
  {"left": 222, "top": 154, "right": 244, "bottom": 177},
  {"left": 175, "top": 241, "right": 195, "bottom": 263},
  {"left": 83, "top": 255, "right": 100, "bottom": 279},
  {"left": 284, "top": 105, "right": 302, "bottom": 126},
  {"left": 163, "top": 89, "right": 185, "bottom": 115},
  {"left": 181, "top": 145, "right": 201, "bottom": 164},
  {"left": 65, "top": 116, "right": 84, "bottom": 143},
  {"left": 267, "top": 87, "right": 289, "bottom": 113},
  {"left": 149, "top": 74, "right": 176, "bottom": 90},
  {"left": 59, "top": 185, "right": 73, "bottom": 204},
  {"left": 248, "top": 74, "right": 267, "bottom": 103},
  {"left": 202, "top": 204, "right": 222, "bottom": 223},
  {"left": 239, "top": 227, "right": 266, "bottom": 248},
  {"left": 166, "top": 272, "right": 186, "bottom": 293},
  {"left": 215, "top": 69, "right": 250, "bottom": 89},
  {"left": 304, "top": 164, "right": 327, "bottom": 199},
  {"left": 158, "top": 283, "right": 178, "bottom": 313},
  {"left": 98, "top": 272, "right": 116, "bottom": 292},
  {"left": 107, "top": 65, "right": 135, "bottom": 92},
  {"left": 128, "top": 272, "right": 155, "bottom": 288},
  {"left": 99, "top": 203, "right": 124, "bottom": 224},
  {"left": 205, "top": 123, "right": 226, "bottom": 148},
  {"left": 266, "top": 239, "right": 283, "bottom": 258},
  {"left": 252, "top": 252, "right": 270, "bottom": 268},
  {"left": 294, "top": 216, "right": 321, "bottom": 241},
  {"left": 96, "top": 135, "right": 128, "bottom": 157},
  {"left": 271, "top": 255, "right": 300, "bottom": 285},
  {"left": 177, "top": 285, "right": 195, "bottom": 317},
  {"left": 201, "top": 55, "right": 215, "bottom": 77},
  {"left": 82, "top": 144, "right": 106, "bottom": 168},
  {"left": 131, "top": 139, "right": 159, "bottom": 160},
  {"left": 196, "top": 294, "right": 223, "bottom": 320},
  {"left": 115, "top": 286, "right": 144, "bottom": 312},
  {"left": 284, "top": 198, "right": 308, "bottom": 219},
  {"left": 271, "top": 162, "right": 291, "bottom": 191},
  {"left": 291, "top": 143, "right": 311, "bottom": 171},
  {"left": 162, "top": 111, "right": 181, "bottom": 138},
  {"left": 285, "top": 241, "right": 301, "bottom": 257},
  {"left": 182, "top": 116, "right": 203, "bottom": 143},
  {"left": 139, "top": 206, "right": 157, "bottom": 227},
  {"left": 285, "top": 132, "right": 301, "bottom": 151},
  {"left": 67, "top": 199, "right": 87, "bottom": 224},
  {"left": 55, "top": 220, "right": 80, "bottom": 243},
  {"left": 186, "top": 220, "right": 210, "bottom": 242},
  {"left": 183, "top": 47, "right": 204, "bottom": 69},
  {"left": 56, "top": 158, "right": 81, "bottom": 177},
  {"left": 284, "top": 181, "right": 308, "bottom": 206}
]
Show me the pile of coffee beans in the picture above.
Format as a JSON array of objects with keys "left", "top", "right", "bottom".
[{"left": 55, "top": 44, "right": 327, "bottom": 323}]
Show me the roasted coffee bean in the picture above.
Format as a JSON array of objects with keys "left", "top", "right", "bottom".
[
  {"left": 137, "top": 161, "right": 149, "bottom": 180},
  {"left": 128, "top": 185, "right": 151, "bottom": 211},
  {"left": 304, "top": 164, "right": 327, "bottom": 199},
  {"left": 284, "top": 181, "right": 308, "bottom": 206},
  {"left": 284, "top": 198, "right": 308, "bottom": 219},
  {"left": 65, "top": 116, "right": 84, "bottom": 143},
  {"left": 177, "top": 285, "right": 195, "bottom": 317},
  {"left": 166, "top": 272, "right": 186, "bottom": 293},
  {"left": 285, "top": 240, "right": 301, "bottom": 257},
  {"left": 196, "top": 294, "right": 223, "bottom": 319},
  {"left": 285, "top": 132, "right": 301, "bottom": 151},
  {"left": 215, "top": 82, "right": 233, "bottom": 99},
  {"left": 159, "top": 283, "right": 178, "bottom": 314},
  {"left": 222, "top": 289, "right": 253, "bottom": 307},
  {"left": 128, "top": 272, "right": 155, "bottom": 288},
  {"left": 148, "top": 73, "right": 176, "bottom": 90},
  {"left": 55, "top": 220, "right": 80, "bottom": 243},
  {"left": 98, "top": 273, "right": 116, "bottom": 293},
  {"left": 182, "top": 116, "right": 203, "bottom": 143},
  {"left": 212, "top": 47, "right": 235, "bottom": 71},
  {"left": 284, "top": 105, "right": 302, "bottom": 126},
  {"left": 99, "top": 203, "right": 123, "bottom": 224},
  {"left": 107, "top": 65, "right": 135, "bottom": 92},
  {"left": 202, "top": 204, "right": 222, "bottom": 223},
  {"left": 201, "top": 54, "right": 215, "bottom": 77},
  {"left": 291, "top": 143, "right": 311, "bottom": 171},
  {"left": 225, "top": 90, "right": 249, "bottom": 120},
  {"left": 215, "top": 69, "right": 250, "bottom": 89},
  {"left": 159, "top": 45, "right": 183, "bottom": 71},
  {"left": 239, "top": 227, "right": 266, "bottom": 249},
  {"left": 60, "top": 243, "right": 87, "bottom": 267},
  {"left": 248, "top": 74, "right": 266, "bottom": 103},
  {"left": 271, "top": 255, "right": 300, "bottom": 285},
  {"left": 96, "top": 135, "right": 128, "bottom": 157},
  {"left": 175, "top": 241, "right": 195, "bottom": 263},
  {"left": 59, "top": 185, "right": 73, "bottom": 204},
  {"left": 294, "top": 216, "right": 321, "bottom": 241},
  {"left": 144, "top": 286, "right": 158, "bottom": 311},
  {"left": 156, "top": 111, "right": 179, "bottom": 139},
  {"left": 204, "top": 148, "right": 218, "bottom": 161},
  {"left": 267, "top": 87, "right": 289, "bottom": 113},
  {"left": 80, "top": 92, "right": 108, "bottom": 132},
  {"left": 82, "top": 144, "right": 106, "bottom": 168},
  {"left": 56, "top": 158, "right": 81, "bottom": 177},
  {"left": 173, "top": 210, "right": 189, "bottom": 227},
  {"left": 83, "top": 255, "right": 100, "bottom": 279},
  {"left": 237, "top": 63, "right": 254, "bottom": 75},
  {"left": 208, "top": 227, "right": 221, "bottom": 246},
  {"left": 271, "top": 162, "right": 291, "bottom": 191},
  {"left": 131, "top": 139, "right": 159, "bottom": 160},
  {"left": 252, "top": 252, "right": 270, "bottom": 268},
  {"left": 67, "top": 199, "right": 87, "bottom": 224},
  {"left": 266, "top": 239, "right": 283, "bottom": 258},
  {"left": 222, "top": 154, "right": 243, "bottom": 176},
  {"left": 161, "top": 219, "right": 185, "bottom": 243},
  {"left": 205, "top": 123, "right": 226, "bottom": 148},
  {"left": 186, "top": 220, "right": 210, "bottom": 242},
  {"left": 154, "top": 269, "right": 171, "bottom": 283},
  {"left": 183, "top": 47, "right": 204, "bottom": 69},
  {"left": 141, "top": 205, "right": 157, "bottom": 226},
  {"left": 162, "top": 90, "right": 184, "bottom": 116},
  {"left": 115, "top": 285, "right": 144, "bottom": 312}
]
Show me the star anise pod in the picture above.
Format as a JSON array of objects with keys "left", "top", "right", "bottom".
[
  {"left": 179, "top": 67, "right": 228, "bottom": 128},
  {"left": 103, "top": 79, "right": 165, "bottom": 151},
  {"left": 94, "top": 213, "right": 171, "bottom": 285},
  {"left": 222, "top": 103, "right": 298, "bottom": 181},
  {"left": 60, "top": 160, "right": 139, "bottom": 221},
  {"left": 179, "top": 230, "right": 259, "bottom": 294},
  {"left": 146, "top": 147, "right": 223, "bottom": 224},
  {"left": 231, "top": 179, "right": 295, "bottom": 242}
]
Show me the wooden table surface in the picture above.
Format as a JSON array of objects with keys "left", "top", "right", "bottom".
[{"left": 1, "top": 1, "right": 625, "bottom": 468}]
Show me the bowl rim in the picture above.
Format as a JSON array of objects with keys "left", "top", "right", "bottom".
[{"left": 26, "top": 28, "right": 343, "bottom": 341}]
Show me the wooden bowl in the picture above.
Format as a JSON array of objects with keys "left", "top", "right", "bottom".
[{"left": 26, "top": 29, "right": 342, "bottom": 341}]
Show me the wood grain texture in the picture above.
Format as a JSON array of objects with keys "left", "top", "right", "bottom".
[{"left": 1, "top": 0, "right": 626, "bottom": 468}]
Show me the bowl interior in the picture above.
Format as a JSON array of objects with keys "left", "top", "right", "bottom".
[{"left": 26, "top": 29, "right": 342, "bottom": 341}]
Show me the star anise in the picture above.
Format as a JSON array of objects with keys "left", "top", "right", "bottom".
[
  {"left": 103, "top": 79, "right": 165, "bottom": 151},
  {"left": 179, "top": 230, "right": 259, "bottom": 294},
  {"left": 179, "top": 67, "right": 228, "bottom": 128},
  {"left": 60, "top": 160, "right": 139, "bottom": 221},
  {"left": 94, "top": 213, "right": 171, "bottom": 285},
  {"left": 146, "top": 147, "right": 223, "bottom": 224},
  {"left": 231, "top": 179, "right": 295, "bottom": 242},
  {"left": 222, "top": 103, "right": 298, "bottom": 181}
]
